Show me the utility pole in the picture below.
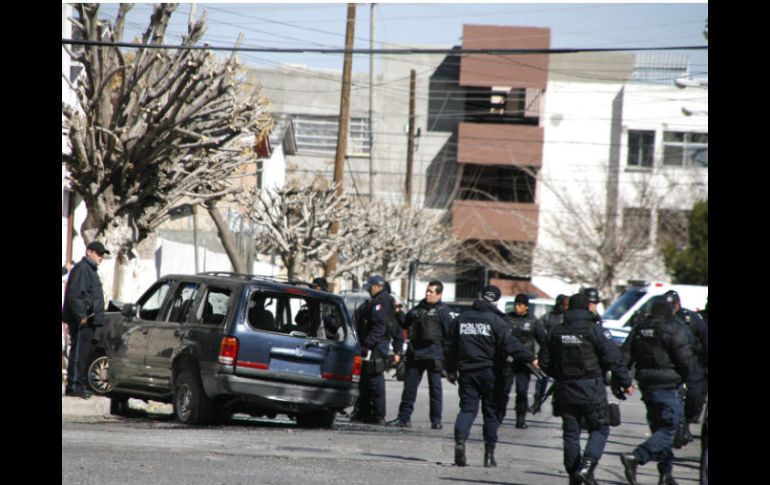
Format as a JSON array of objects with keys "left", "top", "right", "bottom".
[
  {"left": 325, "top": 3, "right": 356, "bottom": 287},
  {"left": 369, "top": 3, "right": 376, "bottom": 201},
  {"left": 401, "top": 69, "right": 416, "bottom": 299}
]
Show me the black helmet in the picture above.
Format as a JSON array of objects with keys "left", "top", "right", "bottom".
[
  {"left": 650, "top": 295, "right": 673, "bottom": 318},
  {"left": 582, "top": 287, "right": 600, "bottom": 304},
  {"left": 664, "top": 290, "right": 680, "bottom": 304}
]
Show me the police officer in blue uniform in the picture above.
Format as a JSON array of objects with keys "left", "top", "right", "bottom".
[
  {"left": 388, "top": 280, "right": 453, "bottom": 429},
  {"left": 540, "top": 292, "right": 634, "bottom": 485},
  {"left": 620, "top": 296, "right": 692, "bottom": 485},
  {"left": 500, "top": 293, "right": 543, "bottom": 428},
  {"left": 444, "top": 285, "right": 538, "bottom": 468},
  {"left": 532, "top": 294, "right": 569, "bottom": 407},
  {"left": 664, "top": 290, "right": 708, "bottom": 445},
  {"left": 355, "top": 275, "right": 397, "bottom": 425}
]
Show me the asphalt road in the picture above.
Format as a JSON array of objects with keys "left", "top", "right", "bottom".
[{"left": 62, "top": 375, "right": 704, "bottom": 485}]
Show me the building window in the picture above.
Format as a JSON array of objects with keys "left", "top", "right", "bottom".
[
  {"left": 627, "top": 130, "right": 655, "bottom": 168},
  {"left": 623, "top": 207, "right": 651, "bottom": 249},
  {"left": 663, "top": 131, "right": 708, "bottom": 167},
  {"left": 458, "top": 165, "right": 536, "bottom": 203},
  {"left": 291, "top": 115, "right": 370, "bottom": 155}
]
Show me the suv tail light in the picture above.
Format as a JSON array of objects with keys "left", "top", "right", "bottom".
[
  {"left": 351, "top": 355, "right": 361, "bottom": 383},
  {"left": 218, "top": 336, "right": 239, "bottom": 366}
]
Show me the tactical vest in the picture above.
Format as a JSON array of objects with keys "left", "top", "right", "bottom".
[
  {"left": 549, "top": 323, "right": 601, "bottom": 379},
  {"left": 510, "top": 316, "right": 536, "bottom": 352},
  {"left": 411, "top": 306, "right": 443, "bottom": 344},
  {"left": 629, "top": 317, "right": 674, "bottom": 371}
]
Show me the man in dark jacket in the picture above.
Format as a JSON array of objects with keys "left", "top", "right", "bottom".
[
  {"left": 532, "top": 294, "right": 569, "bottom": 407},
  {"left": 540, "top": 292, "right": 634, "bottom": 485},
  {"left": 388, "top": 280, "right": 453, "bottom": 429},
  {"left": 355, "top": 275, "right": 397, "bottom": 425},
  {"left": 500, "top": 293, "right": 542, "bottom": 428},
  {"left": 444, "top": 285, "right": 539, "bottom": 468},
  {"left": 620, "top": 296, "right": 692, "bottom": 485},
  {"left": 63, "top": 241, "right": 110, "bottom": 399}
]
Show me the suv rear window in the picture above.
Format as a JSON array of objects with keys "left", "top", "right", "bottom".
[{"left": 247, "top": 291, "right": 346, "bottom": 341}]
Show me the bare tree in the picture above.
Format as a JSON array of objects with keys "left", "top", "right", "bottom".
[
  {"left": 336, "top": 201, "right": 459, "bottom": 286},
  {"left": 239, "top": 180, "right": 354, "bottom": 282},
  {"left": 61, "top": 4, "right": 272, "bottom": 299}
]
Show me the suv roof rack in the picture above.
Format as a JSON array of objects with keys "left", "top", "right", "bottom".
[{"left": 197, "top": 271, "right": 290, "bottom": 284}]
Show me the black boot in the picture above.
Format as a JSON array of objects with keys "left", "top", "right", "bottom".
[
  {"left": 576, "top": 459, "right": 598, "bottom": 485},
  {"left": 620, "top": 453, "right": 640, "bottom": 485},
  {"left": 515, "top": 412, "right": 528, "bottom": 429},
  {"left": 682, "top": 423, "right": 694, "bottom": 444},
  {"left": 484, "top": 445, "right": 497, "bottom": 467},
  {"left": 658, "top": 473, "right": 678, "bottom": 485},
  {"left": 454, "top": 442, "right": 466, "bottom": 467}
]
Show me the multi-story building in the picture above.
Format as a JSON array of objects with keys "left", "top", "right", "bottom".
[{"left": 244, "top": 24, "right": 707, "bottom": 301}]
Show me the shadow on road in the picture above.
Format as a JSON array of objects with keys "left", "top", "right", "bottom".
[{"left": 439, "top": 477, "right": 526, "bottom": 485}]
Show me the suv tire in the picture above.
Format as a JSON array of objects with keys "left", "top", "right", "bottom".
[
  {"left": 110, "top": 397, "right": 130, "bottom": 417},
  {"left": 87, "top": 354, "right": 112, "bottom": 395},
  {"left": 174, "top": 370, "right": 213, "bottom": 425},
  {"left": 296, "top": 409, "right": 336, "bottom": 428}
]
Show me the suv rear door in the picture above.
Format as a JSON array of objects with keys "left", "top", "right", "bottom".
[{"left": 234, "top": 288, "right": 356, "bottom": 389}]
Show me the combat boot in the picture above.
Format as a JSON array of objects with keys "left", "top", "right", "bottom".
[
  {"left": 575, "top": 459, "right": 598, "bottom": 485},
  {"left": 454, "top": 442, "right": 467, "bottom": 467},
  {"left": 620, "top": 453, "right": 640, "bottom": 485},
  {"left": 569, "top": 473, "right": 582, "bottom": 485},
  {"left": 483, "top": 445, "right": 497, "bottom": 467},
  {"left": 658, "top": 473, "right": 678, "bottom": 485},
  {"left": 515, "top": 412, "right": 528, "bottom": 429}
]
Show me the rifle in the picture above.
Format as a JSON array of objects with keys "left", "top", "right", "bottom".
[
  {"left": 526, "top": 362, "right": 548, "bottom": 381},
  {"left": 529, "top": 381, "right": 555, "bottom": 415}
]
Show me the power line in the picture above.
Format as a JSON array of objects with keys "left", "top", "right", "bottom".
[{"left": 61, "top": 38, "right": 707, "bottom": 56}]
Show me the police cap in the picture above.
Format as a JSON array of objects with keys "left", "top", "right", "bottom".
[{"left": 582, "top": 287, "right": 600, "bottom": 303}]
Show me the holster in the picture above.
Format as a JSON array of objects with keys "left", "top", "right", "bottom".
[{"left": 608, "top": 403, "right": 621, "bottom": 427}]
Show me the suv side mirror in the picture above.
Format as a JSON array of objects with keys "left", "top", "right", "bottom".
[{"left": 121, "top": 303, "right": 138, "bottom": 319}]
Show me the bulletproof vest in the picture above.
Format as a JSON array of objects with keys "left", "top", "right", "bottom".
[
  {"left": 679, "top": 310, "right": 703, "bottom": 357},
  {"left": 543, "top": 312, "right": 564, "bottom": 333},
  {"left": 629, "top": 316, "right": 674, "bottom": 371},
  {"left": 411, "top": 305, "right": 443, "bottom": 344},
  {"left": 510, "top": 315, "right": 536, "bottom": 352},
  {"left": 549, "top": 322, "right": 602, "bottom": 379}
]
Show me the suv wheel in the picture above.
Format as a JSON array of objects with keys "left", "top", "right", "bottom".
[
  {"left": 296, "top": 409, "right": 336, "bottom": 428},
  {"left": 174, "top": 370, "right": 213, "bottom": 425},
  {"left": 87, "top": 354, "right": 112, "bottom": 395},
  {"left": 110, "top": 397, "right": 130, "bottom": 417}
]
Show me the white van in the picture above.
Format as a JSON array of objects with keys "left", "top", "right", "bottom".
[{"left": 602, "top": 282, "right": 708, "bottom": 344}]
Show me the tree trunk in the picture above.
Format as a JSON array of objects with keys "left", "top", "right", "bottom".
[{"left": 206, "top": 202, "right": 248, "bottom": 274}]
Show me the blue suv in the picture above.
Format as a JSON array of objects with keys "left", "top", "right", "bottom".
[{"left": 101, "top": 272, "right": 361, "bottom": 427}]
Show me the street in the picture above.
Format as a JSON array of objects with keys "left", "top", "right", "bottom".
[{"left": 62, "top": 376, "right": 704, "bottom": 484}]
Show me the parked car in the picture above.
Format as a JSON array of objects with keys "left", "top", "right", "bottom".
[{"left": 97, "top": 272, "right": 360, "bottom": 427}]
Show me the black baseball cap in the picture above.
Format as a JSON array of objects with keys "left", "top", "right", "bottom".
[
  {"left": 481, "top": 285, "right": 501, "bottom": 303},
  {"left": 86, "top": 241, "right": 110, "bottom": 256}
]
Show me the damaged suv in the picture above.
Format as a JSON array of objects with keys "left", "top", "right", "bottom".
[{"left": 102, "top": 272, "right": 361, "bottom": 427}]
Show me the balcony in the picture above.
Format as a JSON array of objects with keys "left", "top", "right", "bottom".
[
  {"left": 452, "top": 199, "right": 539, "bottom": 242},
  {"left": 457, "top": 122, "right": 543, "bottom": 168}
]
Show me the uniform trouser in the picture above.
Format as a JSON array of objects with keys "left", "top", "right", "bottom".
[
  {"left": 534, "top": 375, "right": 550, "bottom": 403},
  {"left": 396, "top": 359, "right": 443, "bottom": 424},
  {"left": 635, "top": 388, "right": 683, "bottom": 475},
  {"left": 513, "top": 370, "right": 531, "bottom": 416},
  {"left": 358, "top": 370, "right": 386, "bottom": 421},
  {"left": 454, "top": 367, "right": 499, "bottom": 446},
  {"left": 561, "top": 401, "right": 610, "bottom": 474},
  {"left": 66, "top": 323, "right": 94, "bottom": 392},
  {"left": 685, "top": 378, "right": 706, "bottom": 423}
]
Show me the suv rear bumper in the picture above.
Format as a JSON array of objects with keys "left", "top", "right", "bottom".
[{"left": 215, "top": 374, "right": 358, "bottom": 412}]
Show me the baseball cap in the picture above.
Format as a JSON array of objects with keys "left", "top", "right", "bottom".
[
  {"left": 481, "top": 285, "right": 501, "bottom": 303},
  {"left": 582, "top": 287, "right": 600, "bottom": 304},
  {"left": 86, "top": 241, "right": 110, "bottom": 256},
  {"left": 363, "top": 275, "right": 386, "bottom": 290}
]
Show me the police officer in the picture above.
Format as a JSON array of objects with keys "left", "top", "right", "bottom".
[
  {"left": 444, "top": 285, "right": 538, "bottom": 468},
  {"left": 620, "top": 296, "right": 692, "bottom": 485},
  {"left": 664, "top": 290, "right": 708, "bottom": 445},
  {"left": 499, "top": 293, "right": 542, "bottom": 428},
  {"left": 532, "top": 294, "right": 570, "bottom": 408},
  {"left": 388, "top": 280, "right": 453, "bottom": 429},
  {"left": 355, "top": 275, "right": 399, "bottom": 425},
  {"left": 540, "top": 292, "right": 634, "bottom": 485},
  {"left": 582, "top": 287, "right": 603, "bottom": 324},
  {"left": 63, "top": 241, "right": 110, "bottom": 399}
]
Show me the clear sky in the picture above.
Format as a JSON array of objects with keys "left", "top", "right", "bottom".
[{"left": 94, "top": 2, "right": 708, "bottom": 78}]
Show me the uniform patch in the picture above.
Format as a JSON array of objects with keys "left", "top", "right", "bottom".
[
  {"left": 560, "top": 335, "right": 582, "bottom": 345},
  {"left": 459, "top": 322, "right": 491, "bottom": 336},
  {"left": 640, "top": 328, "right": 655, "bottom": 338},
  {"left": 603, "top": 329, "right": 613, "bottom": 340},
  {"left": 375, "top": 304, "right": 382, "bottom": 312}
]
